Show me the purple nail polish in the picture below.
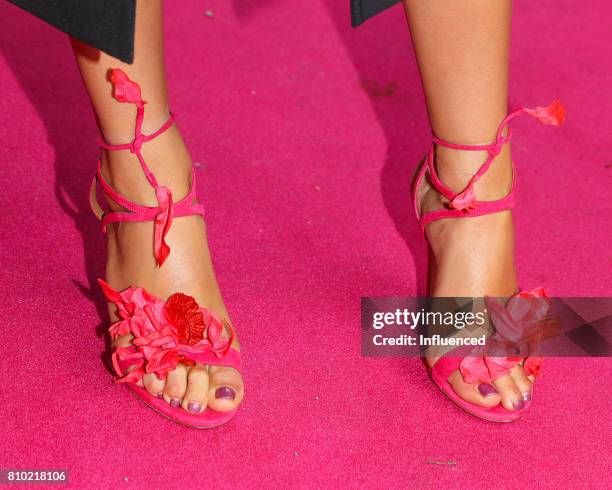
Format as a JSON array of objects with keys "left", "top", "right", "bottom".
[
  {"left": 523, "top": 392, "right": 532, "bottom": 402},
  {"left": 187, "top": 402, "right": 201, "bottom": 413},
  {"left": 215, "top": 386, "right": 236, "bottom": 400},
  {"left": 513, "top": 399, "right": 525, "bottom": 410},
  {"left": 170, "top": 398, "right": 181, "bottom": 408},
  {"left": 156, "top": 393, "right": 164, "bottom": 399},
  {"left": 478, "top": 383, "right": 497, "bottom": 397}
]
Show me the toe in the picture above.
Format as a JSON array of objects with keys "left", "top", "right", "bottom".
[
  {"left": 207, "top": 366, "right": 244, "bottom": 412},
  {"left": 492, "top": 373, "right": 525, "bottom": 411},
  {"left": 182, "top": 364, "right": 209, "bottom": 414},
  {"left": 143, "top": 373, "right": 165, "bottom": 398},
  {"left": 509, "top": 365, "right": 533, "bottom": 402},
  {"left": 163, "top": 363, "right": 188, "bottom": 408},
  {"left": 447, "top": 370, "right": 502, "bottom": 408}
]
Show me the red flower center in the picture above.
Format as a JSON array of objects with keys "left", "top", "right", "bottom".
[{"left": 165, "top": 293, "right": 206, "bottom": 345}]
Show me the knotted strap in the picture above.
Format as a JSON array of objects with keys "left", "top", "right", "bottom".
[
  {"left": 90, "top": 69, "right": 205, "bottom": 266},
  {"left": 414, "top": 99, "right": 565, "bottom": 228}
]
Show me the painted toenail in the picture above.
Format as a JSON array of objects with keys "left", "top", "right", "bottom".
[
  {"left": 215, "top": 386, "right": 236, "bottom": 400},
  {"left": 478, "top": 383, "right": 498, "bottom": 396},
  {"left": 513, "top": 399, "right": 525, "bottom": 410},
  {"left": 187, "top": 402, "right": 201, "bottom": 413},
  {"left": 156, "top": 393, "right": 164, "bottom": 399},
  {"left": 523, "top": 392, "right": 532, "bottom": 402},
  {"left": 170, "top": 398, "right": 181, "bottom": 408}
]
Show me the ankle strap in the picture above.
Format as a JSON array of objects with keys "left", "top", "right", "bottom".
[
  {"left": 415, "top": 99, "right": 565, "bottom": 227},
  {"left": 91, "top": 69, "right": 204, "bottom": 267}
]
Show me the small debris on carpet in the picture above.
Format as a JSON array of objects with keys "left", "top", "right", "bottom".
[{"left": 426, "top": 460, "right": 457, "bottom": 466}]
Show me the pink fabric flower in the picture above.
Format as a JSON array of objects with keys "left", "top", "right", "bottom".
[
  {"left": 459, "top": 288, "right": 557, "bottom": 384},
  {"left": 99, "top": 279, "right": 234, "bottom": 383}
]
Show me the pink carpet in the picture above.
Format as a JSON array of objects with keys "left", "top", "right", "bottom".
[{"left": 1, "top": 0, "right": 610, "bottom": 487}]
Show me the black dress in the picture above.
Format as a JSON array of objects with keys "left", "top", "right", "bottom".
[
  {"left": 7, "top": 0, "right": 136, "bottom": 63},
  {"left": 7, "top": 0, "right": 399, "bottom": 64},
  {"left": 351, "top": 0, "right": 401, "bottom": 27}
]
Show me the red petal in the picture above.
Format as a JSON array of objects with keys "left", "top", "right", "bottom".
[
  {"left": 460, "top": 356, "right": 491, "bottom": 384},
  {"left": 485, "top": 356, "right": 521, "bottom": 382},
  {"left": 524, "top": 99, "right": 565, "bottom": 126},
  {"left": 449, "top": 186, "right": 476, "bottom": 211},
  {"left": 524, "top": 356, "right": 544, "bottom": 378},
  {"left": 115, "top": 365, "right": 145, "bottom": 384},
  {"left": 98, "top": 278, "right": 123, "bottom": 304},
  {"left": 207, "top": 318, "right": 223, "bottom": 344},
  {"left": 153, "top": 186, "right": 173, "bottom": 267},
  {"left": 145, "top": 349, "right": 180, "bottom": 378},
  {"left": 110, "top": 69, "right": 144, "bottom": 106}
]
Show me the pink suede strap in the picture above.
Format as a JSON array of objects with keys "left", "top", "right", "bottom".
[
  {"left": 414, "top": 100, "right": 565, "bottom": 228},
  {"left": 90, "top": 69, "right": 205, "bottom": 266}
]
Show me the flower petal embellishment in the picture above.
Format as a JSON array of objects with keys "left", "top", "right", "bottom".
[
  {"left": 145, "top": 349, "right": 181, "bottom": 379},
  {"left": 459, "top": 356, "right": 491, "bottom": 384},
  {"left": 524, "top": 99, "right": 565, "bottom": 126},
  {"left": 166, "top": 293, "right": 205, "bottom": 345},
  {"left": 449, "top": 185, "right": 476, "bottom": 211},
  {"left": 153, "top": 186, "right": 173, "bottom": 267},
  {"left": 524, "top": 356, "right": 544, "bottom": 379},
  {"left": 458, "top": 288, "right": 553, "bottom": 384},
  {"left": 110, "top": 68, "right": 145, "bottom": 107},
  {"left": 98, "top": 278, "right": 135, "bottom": 318},
  {"left": 102, "top": 280, "right": 236, "bottom": 383}
]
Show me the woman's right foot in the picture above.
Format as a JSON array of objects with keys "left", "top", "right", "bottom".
[
  {"left": 102, "top": 127, "right": 244, "bottom": 414},
  {"left": 94, "top": 72, "right": 244, "bottom": 416},
  {"left": 418, "top": 145, "right": 535, "bottom": 411}
]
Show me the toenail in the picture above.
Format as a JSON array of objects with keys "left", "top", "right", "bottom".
[
  {"left": 156, "top": 393, "right": 164, "bottom": 399},
  {"left": 169, "top": 398, "right": 181, "bottom": 408},
  {"left": 513, "top": 399, "right": 525, "bottom": 410},
  {"left": 215, "top": 386, "right": 236, "bottom": 400},
  {"left": 187, "top": 402, "right": 201, "bottom": 413},
  {"left": 523, "top": 392, "right": 532, "bottom": 402},
  {"left": 478, "top": 383, "right": 498, "bottom": 397}
]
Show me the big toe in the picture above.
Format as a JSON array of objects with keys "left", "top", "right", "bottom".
[
  {"left": 182, "top": 364, "right": 209, "bottom": 414},
  {"left": 448, "top": 370, "right": 502, "bottom": 408},
  {"left": 207, "top": 366, "right": 244, "bottom": 412}
]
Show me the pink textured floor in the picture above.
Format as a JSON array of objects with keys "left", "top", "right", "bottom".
[{"left": 1, "top": 0, "right": 610, "bottom": 487}]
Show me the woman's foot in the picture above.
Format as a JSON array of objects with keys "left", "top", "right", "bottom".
[
  {"left": 101, "top": 120, "right": 244, "bottom": 414},
  {"left": 417, "top": 144, "right": 535, "bottom": 411}
]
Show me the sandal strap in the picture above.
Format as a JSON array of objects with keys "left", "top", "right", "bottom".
[
  {"left": 90, "top": 69, "right": 205, "bottom": 267},
  {"left": 415, "top": 99, "right": 565, "bottom": 228}
]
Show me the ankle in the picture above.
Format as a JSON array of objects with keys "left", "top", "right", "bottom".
[
  {"left": 435, "top": 144, "right": 513, "bottom": 201},
  {"left": 101, "top": 125, "right": 194, "bottom": 208},
  {"left": 99, "top": 106, "right": 172, "bottom": 147}
]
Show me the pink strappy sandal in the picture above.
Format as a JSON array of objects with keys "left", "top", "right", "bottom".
[
  {"left": 89, "top": 69, "right": 242, "bottom": 428},
  {"left": 412, "top": 100, "right": 565, "bottom": 422}
]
